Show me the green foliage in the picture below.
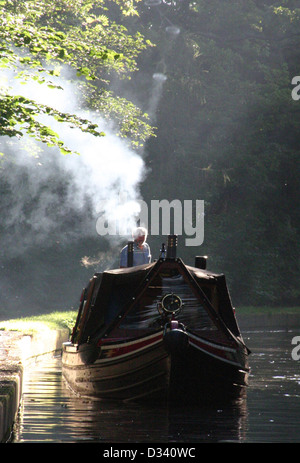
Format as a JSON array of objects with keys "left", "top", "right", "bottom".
[
  {"left": 0, "top": 89, "right": 105, "bottom": 154},
  {"left": 0, "top": 310, "right": 77, "bottom": 334},
  {"left": 0, "top": 0, "right": 154, "bottom": 152},
  {"left": 136, "top": 0, "right": 300, "bottom": 306}
]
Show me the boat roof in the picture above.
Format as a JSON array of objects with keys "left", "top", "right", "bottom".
[
  {"left": 76, "top": 257, "right": 243, "bottom": 346},
  {"left": 99, "top": 259, "right": 222, "bottom": 281}
]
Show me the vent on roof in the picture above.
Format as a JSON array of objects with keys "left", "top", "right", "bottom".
[
  {"left": 166, "top": 234, "right": 178, "bottom": 259},
  {"left": 194, "top": 256, "right": 207, "bottom": 269}
]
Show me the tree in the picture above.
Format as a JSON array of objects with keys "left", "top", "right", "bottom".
[
  {"left": 134, "top": 0, "right": 300, "bottom": 305},
  {"left": 0, "top": 0, "right": 154, "bottom": 153}
]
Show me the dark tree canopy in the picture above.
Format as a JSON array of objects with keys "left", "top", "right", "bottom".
[{"left": 131, "top": 0, "right": 300, "bottom": 305}]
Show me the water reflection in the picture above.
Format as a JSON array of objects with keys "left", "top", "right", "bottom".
[
  {"left": 12, "top": 320, "right": 300, "bottom": 443},
  {"left": 62, "top": 387, "right": 248, "bottom": 443},
  {"left": 13, "top": 355, "right": 247, "bottom": 443},
  {"left": 168, "top": 400, "right": 248, "bottom": 442},
  {"left": 243, "top": 327, "right": 300, "bottom": 442}
]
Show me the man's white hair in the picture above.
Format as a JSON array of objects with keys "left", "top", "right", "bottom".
[{"left": 132, "top": 226, "right": 148, "bottom": 240}]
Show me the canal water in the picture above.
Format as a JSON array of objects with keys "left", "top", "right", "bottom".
[{"left": 11, "top": 320, "right": 300, "bottom": 444}]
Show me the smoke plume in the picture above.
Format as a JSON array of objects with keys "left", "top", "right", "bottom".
[
  {"left": 0, "top": 69, "right": 147, "bottom": 315},
  {"left": 0, "top": 70, "right": 146, "bottom": 257}
]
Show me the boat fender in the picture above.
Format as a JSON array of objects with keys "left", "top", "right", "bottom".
[{"left": 163, "top": 322, "right": 189, "bottom": 355}]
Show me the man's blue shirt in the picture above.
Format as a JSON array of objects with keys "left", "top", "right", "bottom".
[{"left": 120, "top": 242, "right": 151, "bottom": 267}]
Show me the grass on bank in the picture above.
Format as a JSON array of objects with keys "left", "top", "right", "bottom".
[
  {"left": 0, "top": 310, "right": 77, "bottom": 336},
  {"left": 0, "top": 307, "right": 299, "bottom": 336}
]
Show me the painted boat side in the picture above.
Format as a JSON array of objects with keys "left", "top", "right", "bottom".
[
  {"left": 62, "top": 330, "right": 248, "bottom": 402},
  {"left": 62, "top": 337, "right": 170, "bottom": 401}
]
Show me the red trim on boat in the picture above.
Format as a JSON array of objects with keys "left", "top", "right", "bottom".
[
  {"left": 188, "top": 334, "right": 243, "bottom": 367},
  {"left": 98, "top": 332, "right": 164, "bottom": 359}
]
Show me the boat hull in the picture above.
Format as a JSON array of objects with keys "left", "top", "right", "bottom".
[
  {"left": 62, "top": 333, "right": 170, "bottom": 402},
  {"left": 62, "top": 330, "right": 249, "bottom": 403},
  {"left": 169, "top": 337, "right": 249, "bottom": 402},
  {"left": 62, "top": 255, "right": 250, "bottom": 403}
]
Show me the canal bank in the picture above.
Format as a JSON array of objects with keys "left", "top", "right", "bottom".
[{"left": 0, "top": 327, "right": 69, "bottom": 442}]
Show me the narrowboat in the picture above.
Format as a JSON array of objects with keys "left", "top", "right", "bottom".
[{"left": 62, "top": 235, "right": 250, "bottom": 403}]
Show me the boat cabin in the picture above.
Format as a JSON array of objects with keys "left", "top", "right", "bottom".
[{"left": 71, "top": 236, "right": 242, "bottom": 351}]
